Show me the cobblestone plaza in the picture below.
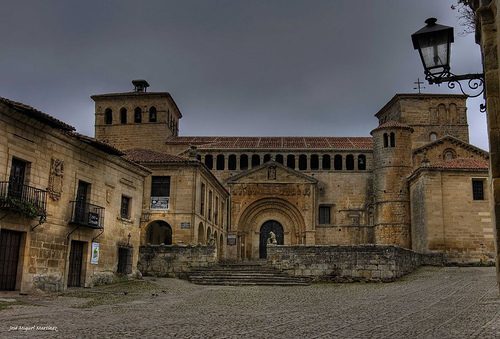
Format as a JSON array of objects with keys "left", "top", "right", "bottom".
[{"left": 1, "top": 266, "right": 500, "bottom": 338}]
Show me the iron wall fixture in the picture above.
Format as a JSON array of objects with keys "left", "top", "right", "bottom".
[{"left": 412, "top": 18, "right": 485, "bottom": 107}]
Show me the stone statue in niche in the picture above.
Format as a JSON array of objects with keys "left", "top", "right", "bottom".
[
  {"left": 268, "top": 166, "right": 276, "bottom": 180},
  {"left": 48, "top": 158, "right": 64, "bottom": 201},
  {"left": 268, "top": 231, "right": 277, "bottom": 244}
]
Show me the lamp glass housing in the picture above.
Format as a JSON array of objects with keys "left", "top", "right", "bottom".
[{"left": 411, "top": 18, "right": 454, "bottom": 78}]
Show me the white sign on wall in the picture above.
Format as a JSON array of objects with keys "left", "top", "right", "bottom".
[
  {"left": 150, "top": 197, "right": 170, "bottom": 210},
  {"left": 91, "top": 242, "right": 99, "bottom": 265}
]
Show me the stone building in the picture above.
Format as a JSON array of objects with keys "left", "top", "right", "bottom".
[
  {"left": 91, "top": 81, "right": 493, "bottom": 265},
  {"left": 467, "top": 0, "right": 500, "bottom": 289},
  {"left": 0, "top": 97, "right": 149, "bottom": 292},
  {"left": 0, "top": 78, "right": 493, "bottom": 291}
]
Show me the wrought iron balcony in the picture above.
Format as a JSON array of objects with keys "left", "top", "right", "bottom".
[
  {"left": 0, "top": 181, "right": 47, "bottom": 218},
  {"left": 69, "top": 201, "right": 105, "bottom": 229}
]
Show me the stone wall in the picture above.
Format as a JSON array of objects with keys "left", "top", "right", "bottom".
[
  {"left": 0, "top": 103, "right": 149, "bottom": 292},
  {"left": 266, "top": 244, "right": 444, "bottom": 282},
  {"left": 138, "top": 244, "right": 217, "bottom": 278}
]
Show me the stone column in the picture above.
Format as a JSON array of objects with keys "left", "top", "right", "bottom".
[{"left": 475, "top": 0, "right": 500, "bottom": 291}]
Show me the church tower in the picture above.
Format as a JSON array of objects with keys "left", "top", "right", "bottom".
[
  {"left": 92, "top": 80, "right": 182, "bottom": 151},
  {"left": 375, "top": 94, "right": 468, "bottom": 150},
  {"left": 370, "top": 122, "right": 414, "bottom": 248}
]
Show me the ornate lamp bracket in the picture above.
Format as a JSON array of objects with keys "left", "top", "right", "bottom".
[{"left": 426, "top": 72, "right": 486, "bottom": 112}]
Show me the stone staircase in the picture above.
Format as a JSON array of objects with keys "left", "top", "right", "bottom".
[{"left": 187, "top": 261, "right": 309, "bottom": 286}]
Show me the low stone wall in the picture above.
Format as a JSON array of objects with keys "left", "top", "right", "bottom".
[
  {"left": 138, "top": 244, "right": 217, "bottom": 278},
  {"left": 267, "top": 245, "right": 444, "bottom": 282}
]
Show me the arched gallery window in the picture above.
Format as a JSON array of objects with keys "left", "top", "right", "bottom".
[
  {"left": 105, "top": 108, "right": 112, "bottom": 125},
  {"left": 346, "top": 154, "right": 354, "bottom": 170},
  {"left": 149, "top": 106, "right": 157, "bottom": 122},
  {"left": 134, "top": 107, "right": 142, "bottom": 123},
  {"left": 120, "top": 107, "right": 127, "bottom": 124}
]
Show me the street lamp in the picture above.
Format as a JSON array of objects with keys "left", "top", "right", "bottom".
[{"left": 411, "top": 18, "right": 484, "bottom": 100}]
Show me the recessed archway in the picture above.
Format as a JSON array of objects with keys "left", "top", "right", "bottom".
[
  {"left": 198, "top": 222, "right": 204, "bottom": 244},
  {"left": 145, "top": 220, "right": 172, "bottom": 245},
  {"left": 259, "top": 220, "right": 284, "bottom": 258},
  {"left": 236, "top": 198, "right": 305, "bottom": 260}
]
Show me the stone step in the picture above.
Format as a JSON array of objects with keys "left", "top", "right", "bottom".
[{"left": 187, "top": 262, "right": 309, "bottom": 286}]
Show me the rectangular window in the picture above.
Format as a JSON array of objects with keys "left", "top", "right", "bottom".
[
  {"left": 319, "top": 206, "right": 331, "bottom": 224},
  {"left": 121, "top": 196, "right": 130, "bottom": 219},
  {"left": 9, "top": 158, "right": 27, "bottom": 199},
  {"left": 200, "top": 183, "right": 205, "bottom": 215},
  {"left": 150, "top": 176, "right": 170, "bottom": 210},
  {"left": 208, "top": 190, "right": 213, "bottom": 221},
  {"left": 472, "top": 179, "right": 485, "bottom": 200},
  {"left": 215, "top": 196, "right": 219, "bottom": 225}
]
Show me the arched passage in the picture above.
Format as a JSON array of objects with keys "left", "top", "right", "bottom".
[
  {"left": 236, "top": 198, "right": 306, "bottom": 260},
  {"left": 145, "top": 220, "right": 172, "bottom": 245},
  {"left": 259, "top": 220, "right": 284, "bottom": 258}
]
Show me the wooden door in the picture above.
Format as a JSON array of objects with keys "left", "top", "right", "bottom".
[
  {"left": 68, "top": 241, "right": 84, "bottom": 287},
  {"left": 0, "top": 230, "right": 22, "bottom": 290}
]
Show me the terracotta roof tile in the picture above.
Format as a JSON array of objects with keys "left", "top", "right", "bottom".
[
  {"left": 168, "top": 136, "right": 373, "bottom": 150},
  {"left": 123, "top": 148, "right": 188, "bottom": 163},
  {"left": 371, "top": 121, "right": 413, "bottom": 133},
  {"left": 67, "top": 131, "right": 123, "bottom": 155},
  {"left": 427, "top": 158, "right": 489, "bottom": 170},
  {"left": 0, "top": 96, "right": 75, "bottom": 131}
]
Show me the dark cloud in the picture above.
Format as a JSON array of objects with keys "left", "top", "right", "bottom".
[{"left": 0, "top": 0, "right": 488, "bottom": 150}]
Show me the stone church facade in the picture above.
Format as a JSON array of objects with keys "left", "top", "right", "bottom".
[
  {"left": 93, "top": 81, "right": 493, "bottom": 265},
  {"left": 0, "top": 80, "right": 493, "bottom": 291}
]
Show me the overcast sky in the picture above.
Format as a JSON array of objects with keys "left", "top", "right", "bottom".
[{"left": 0, "top": 0, "right": 489, "bottom": 150}]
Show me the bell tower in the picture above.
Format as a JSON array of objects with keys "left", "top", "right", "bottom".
[{"left": 92, "top": 80, "right": 182, "bottom": 152}]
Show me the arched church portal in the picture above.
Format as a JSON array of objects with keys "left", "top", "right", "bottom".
[
  {"left": 145, "top": 220, "right": 172, "bottom": 245},
  {"left": 259, "top": 220, "right": 284, "bottom": 258},
  {"left": 236, "top": 198, "right": 306, "bottom": 260}
]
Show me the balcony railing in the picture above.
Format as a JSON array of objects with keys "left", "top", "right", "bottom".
[
  {"left": 0, "top": 181, "right": 47, "bottom": 218},
  {"left": 69, "top": 201, "right": 105, "bottom": 229}
]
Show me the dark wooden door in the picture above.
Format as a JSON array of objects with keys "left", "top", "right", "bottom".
[
  {"left": 68, "top": 241, "right": 84, "bottom": 287},
  {"left": 75, "top": 181, "right": 89, "bottom": 224},
  {"left": 9, "top": 159, "right": 26, "bottom": 199},
  {"left": 259, "top": 220, "right": 284, "bottom": 259},
  {"left": 0, "top": 230, "right": 22, "bottom": 290}
]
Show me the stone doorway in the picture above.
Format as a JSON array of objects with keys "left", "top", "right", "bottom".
[
  {"left": 259, "top": 220, "right": 284, "bottom": 259},
  {"left": 68, "top": 240, "right": 85, "bottom": 287},
  {"left": 0, "top": 230, "right": 22, "bottom": 290}
]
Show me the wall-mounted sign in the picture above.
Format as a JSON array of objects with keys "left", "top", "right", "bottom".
[
  {"left": 150, "top": 197, "right": 170, "bottom": 210},
  {"left": 227, "top": 234, "right": 237, "bottom": 246},
  {"left": 91, "top": 242, "right": 99, "bottom": 265},
  {"left": 181, "top": 222, "right": 190, "bottom": 229},
  {"left": 88, "top": 212, "right": 99, "bottom": 227}
]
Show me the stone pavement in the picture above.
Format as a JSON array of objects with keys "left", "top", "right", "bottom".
[{"left": 1, "top": 266, "right": 500, "bottom": 339}]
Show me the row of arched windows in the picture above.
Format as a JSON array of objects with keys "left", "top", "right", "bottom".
[
  {"left": 104, "top": 107, "right": 157, "bottom": 125},
  {"left": 201, "top": 154, "right": 367, "bottom": 171}
]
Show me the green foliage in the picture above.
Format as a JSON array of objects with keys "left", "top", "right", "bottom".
[{"left": 0, "top": 196, "right": 46, "bottom": 219}]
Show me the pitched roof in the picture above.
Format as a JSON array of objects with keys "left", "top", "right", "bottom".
[
  {"left": 67, "top": 131, "right": 124, "bottom": 156},
  {"left": 427, "top": 158, "right": 489, "bottom": 170},
  {"left": 123, "top": 148, "right": 189, "bottom": 163},
  {"left": 413, "top": 135, "right": 489, "bottom": 158},
  {"left": 167, "top": 136, "right": 373, "bottom": 150},
  {"left": 0, "top": 96, "right": 75, "bottom": 131},
  {"left": 371, "top": 121, "right": 414, "bottom": 133}
]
